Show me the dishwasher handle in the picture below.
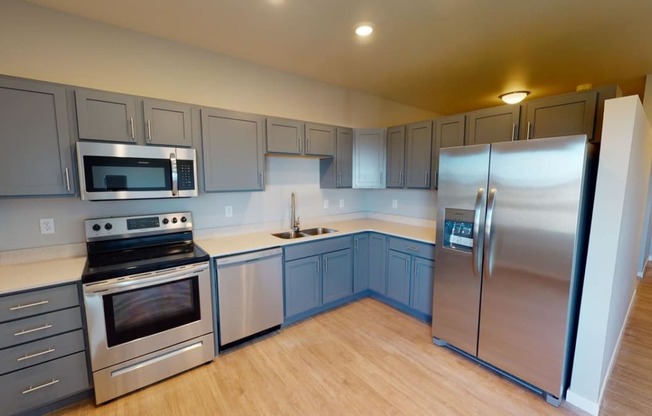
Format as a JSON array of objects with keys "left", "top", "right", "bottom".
[{"left": 215, "top": 247, "right": 283, "bottom": 266}]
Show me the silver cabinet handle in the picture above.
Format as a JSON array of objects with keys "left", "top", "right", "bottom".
[
  {"left": 299, "top": 136, "right": 303, "bottom": 153},
  {"left": 17, "top": 347, "right": 55, "bottom": 362},
  {"left": 64, "top": 168, "right": 71, "bottom": 192},
  {"left": 258, "top": 172, "right": 263, "bottom": 186},
  {"left": 10, "top": 300, "right": 49, "bottom": 311},
  {"left": 147, "top": 119, "right": 152, "bottom": 142},
  {"left": 405, "top": 258, "right": 409, "bottom": 274},
  {"left": 399, "top": 171, "right": 403, "bottom": 186},
  {"left": 22, "top": 379, "right": 59, "bottom": 395},
  {"left": 337, "top": 172, "right": 341, "bottom": 186},
  {"left": 405, "top": 246, "right": 419, "bottom": 252},
  {"left": 315, "top": 259, "right": 319, "bottom": 275},
  {"left": 424, "top": 170, "right": 429, "bottom": 186},
  {"left": 526, "top": 121, "right": 532, "bottom": 140},
  {"left": 14, "top": 323, "right": 52, "bottom": 337},
  {"left": 170, "top": 152, "right": 178, "bottom": 196},
  {"left": 307, "top": 138, "right": 311, "bottom": 153},
  {"left": 324, "top": 257, "right": 329, "bottom": 273},
  {"left": 472, "top": 187, "right": 486, "bottom": 278},
  {"left": 511, "top": 123, "right": 516, "bottom": 141},
  {"left": 129, "top": 117, "right": 135, "bottom": 141},
  {"left": 484, "top": 188, "right": 497, "bottom": 279}
]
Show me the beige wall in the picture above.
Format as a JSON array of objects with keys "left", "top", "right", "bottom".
[{"left": 0, "top": 0, "right": 437, "bottom": 127}]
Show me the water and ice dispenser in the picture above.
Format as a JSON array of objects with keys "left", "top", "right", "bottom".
[{"left": 443, "top": 208, "right": 475, "bottom": 253}]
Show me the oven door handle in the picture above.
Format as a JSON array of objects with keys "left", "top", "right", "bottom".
[{"left": 84, "top": 263, "right": 209, "bottom": 295}]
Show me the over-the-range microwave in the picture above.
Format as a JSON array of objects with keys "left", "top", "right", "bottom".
[{"left": 76, "top": 141, "right": 198, "bottom": 201}]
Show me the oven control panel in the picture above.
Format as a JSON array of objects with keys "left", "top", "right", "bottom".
[{"left": 85, "top": 212, "right": 193, "bottom": 241}]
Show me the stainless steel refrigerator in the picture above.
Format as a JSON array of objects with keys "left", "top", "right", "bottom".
[{"left": 432, "top": 135, "right": 597, "bottom": 406}]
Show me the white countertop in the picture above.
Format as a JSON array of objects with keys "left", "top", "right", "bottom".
[
  {"left": 197, "top": 219, "right": 436, "bottom": 257},
  {"left": 0, "top": 256, "right": 87, "bottom": 295}
]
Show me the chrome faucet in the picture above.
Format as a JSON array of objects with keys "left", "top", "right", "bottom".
[{"left": 291, "top": 192, "right": 300, "bottom": 232}]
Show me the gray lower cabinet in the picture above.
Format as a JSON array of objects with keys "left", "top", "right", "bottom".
[
  {"left": 353, "top": 128, "right": 386, "bottom": 188},
  {"left": 283, "top": 236, "right": 353, "bottom": 321},
  {"left": 368, "top": 233, "right": 388, "bottom": 294},
  {"left": 201, "top": 108, "right": 265, "bottom": 191},
  {"left": 75, "top": 89, "right": 138, "bottom": 143},
  {"left": 386, "top": 125, "right": 406, "bottom": 188},
  {"left": 386, "top": 237, "right": 435, "bottom": 318},
  {"left": 0, "top": 283, "right": 90, "bottom": 415},
  {"left": 405, "top": 120, "right": 433, "bottom": 189},
  {"left": 432, "top": 114, "right": 465, "bottom": 189},
  {"left": 523, "top": 90, "right": 597, "bottom": 141},
  {"left": 0, "top": 77, "right": 74, "bottom": 196},
  {"left": 353, "top": 233, "right": 370, "bottom": 293},
  {"left": 467, "top": 104, "right": 520, "bottom": 145},
  {"left": 320, "top": 127, "right": 353, "bottom": 188},
  {"left": 143, "top": 98, "right": 193, "bottom": 146}
]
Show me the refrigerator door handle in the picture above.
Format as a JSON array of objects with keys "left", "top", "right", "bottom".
[
  {"left": 472, "top": 187, "right": 486, "bottom": 277},
  {"left": 484, "top": 188, "right": 497, "bottom": 278}
]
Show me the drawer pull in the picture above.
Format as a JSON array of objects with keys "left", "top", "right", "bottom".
[
  {"left": 17, "top": 347, "right": 56, "bottom": 362},
  {"left": 22, "top": 379, "right": 59, "bottom": 395},
  {"left": 405, "top": 246, "right": 419, "bottom": 252},
  {"left": 10, "top": 300, "right": 49, "bottom": 311},
  {"left": 14, "top": 323, "right": 52, "bottom": 337}
]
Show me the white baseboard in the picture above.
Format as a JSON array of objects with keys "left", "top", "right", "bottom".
[{"left": 565, "top": 390, "right": 600, "bottom": 416}]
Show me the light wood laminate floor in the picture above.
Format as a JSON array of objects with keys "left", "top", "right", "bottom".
[{"left": 53, "top": 298, "right": 586, "bottom": 416}]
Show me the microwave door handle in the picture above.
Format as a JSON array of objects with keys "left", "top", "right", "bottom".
[{"left": 170, "top": 153, "right": 178, "bottom": 196}]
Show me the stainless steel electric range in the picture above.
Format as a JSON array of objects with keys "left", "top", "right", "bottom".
[{"left": 81, "top": 212, "right": 214, "bottom": 404}]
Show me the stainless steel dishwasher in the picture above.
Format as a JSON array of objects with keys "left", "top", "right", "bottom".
[{"left": 215, "top": 247, "right": 283, "bottom": 348}]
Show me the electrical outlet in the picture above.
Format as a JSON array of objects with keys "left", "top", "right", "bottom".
[
  {"left": 39, "top": 218, "right": 55, "bottom": 234},
  {"left": 392, "top": 199, "right": 398, "bottom": 209},
  {"left": 225, "top": 206, "right": 233, "bottom": 218},
  {"left": 339, "top": 199, "right": 344, "bottom": 208},
  {"left": 323, "top": 199, "right": 329, "bottom": 209}
]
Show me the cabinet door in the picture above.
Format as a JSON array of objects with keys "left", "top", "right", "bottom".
[
  {"left": 353, "top": 234, "right": 370, "bottom": 293},
  {"left": 524, "top": 91, "right": 597, "bottom": 141},
  {"left": 305, "top": 122, "right": 335, "bottom": 156},
  {"left": 406, "top": 121, "right": 433, "bottom": 189},
  {"left": 386, "top": 125, "right": 406, "bottom": 188},
  {"left": 266, "top": 117, "right": 303, "bottom": 154},
  {"left": 387, "top": 251, "right": 411, "bottom": 305},
  {"left": 467, "top": 105, "right": 520, "bottom": 145},
  {"left": 368, "top": 233, "right": 387, "bottom": 294},
  {"left": 353, "top": 128, "right": 386, "bottom": 188},
  {"left": 143, "top": 99, "right": 192, "bottom": 147},
  {"left": 411, "top": 257, "right": 434, "bottom": 316},
  {"left": 0, "top": 78, "right": 74, "bottom": 196},
  {"left": 201, "top": 108, "right": 264, "bottom": 191},
  {"left": 336, "top": 127, "right": 353, "bottom": 187},
  {"left": 432, "top": 114, "right": 465, "bottom": 189},
  {"left": 284, "top": 256, "right": 321, "bottom": 317},
  {"left": 75, "top": 89, "right": 137, "bottom": 143},
  {"left": 322, "top": 249, "right": 353, "bottom": 303}
]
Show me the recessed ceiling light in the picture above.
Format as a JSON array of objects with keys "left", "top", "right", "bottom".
[
  {"left": 499, "top": 91, "right": 530, "bottom": 105},
  {"left": 355, "top": 24, "right": 374, "bottom": 37}
]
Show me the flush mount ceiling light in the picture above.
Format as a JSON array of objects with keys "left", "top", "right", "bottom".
[
  {"left": 355, "top": 23, "right": 374, "bottom": 37},
  {"left": 499, "top": 91, "right": 530, "bottom": 105}
]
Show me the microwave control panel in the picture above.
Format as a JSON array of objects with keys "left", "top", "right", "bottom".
[{"left": 177, "top": 160, "right": 195, "bottom": 190}]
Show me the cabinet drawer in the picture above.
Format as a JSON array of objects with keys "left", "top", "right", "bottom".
[
  {"left": 0, "top": 307, "right": 82, "bottom": 349},
  {"left": 284, "top": 236, "right": 351, "bottom": 261},
  {"left": 388, "top": 237, "right": 435, "bottom": 260},
  {"left": 0, "top": 351, "right": 89, "bottom": 416},
  {"left": 0, "top": 330, "right": 85, "bottom": 376},
  {"left": 0, "top": 284, "right": 79, "bottom": 323}
]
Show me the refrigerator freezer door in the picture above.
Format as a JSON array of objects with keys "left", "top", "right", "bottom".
[
  {"left": 432, "top": 144, "right": 490, "bottom": 355},
  {"left": 477, "top": 135, "right": 588, "bottom": 397}
]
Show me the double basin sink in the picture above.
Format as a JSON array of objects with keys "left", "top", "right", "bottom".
[{"left": 272, "top": 227, "right": 337, "bottom": 240}]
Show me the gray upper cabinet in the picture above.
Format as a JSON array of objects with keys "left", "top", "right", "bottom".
[
  {"left": 467, "top": 104, "right": 520, "bottom": 145},
  {"left": 405, "top": 120, "right": 433, "bottom": 189},
  {"left": 201, "top": 108, "right": 264, "bottom": 192},
  {"left": 386, "top": 126, "right": 406, "bottom": 188},
  {"left": 304, "top": 122, "right": 335, "bottom": 157},
  {"left": 320, "top": 127, "right": 353, "bottom": 188},
  {"left": 143, "top": 99, "right": 193, "bottom": 146},
  {"left": 265, "top": 117, "right": 302, "bottom": 154},
  {"left": 0, "top": 77, "right": 74, "bottom": 196},
  {"left": 523, "top": 90, "right": 597, "bottom": 141},
  {"left": 432, "top": 114, "right": 466, "bottom": 189},
  {"left": 75, "top": 89, "right": 137, "bottom": 143},
  {"left": 353, "top": 128, "right": 386, "bottom": 189}
]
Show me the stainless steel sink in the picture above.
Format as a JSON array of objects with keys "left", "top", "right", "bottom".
[
  {"left": 298, "top": 227, "right": 338, "bottom": 236},
  {"left": 271, "top": 227, "right": 338, "bottom": 239},
  {"left": 272, "top": 231, "right": 306, "bottom": 239}
]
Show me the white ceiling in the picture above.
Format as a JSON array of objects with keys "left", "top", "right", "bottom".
[{"left": 24, "top": 0, "right": 652, "bottom": 115}]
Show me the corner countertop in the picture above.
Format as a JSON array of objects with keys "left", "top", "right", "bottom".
[
  {"left": 197, "top": 219, "right": 436, "bottom": 258},
  {"left": 0, "top": 256, "right": 87, "bottom": 295}
]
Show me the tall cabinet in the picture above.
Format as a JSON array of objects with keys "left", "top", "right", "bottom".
[
  {"left": 320, "top": 127, "right": 353, "bottom": 188},
  {"left": 0, "top": 77, "right": 74, "bottom": 196},
  {"left": 405, "top": 121, "right": 433, "bottom": 189}
]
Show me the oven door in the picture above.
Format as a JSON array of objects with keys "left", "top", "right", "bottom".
[{"left": 83, "top": 262, "right": 213, "bottom": 371}]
